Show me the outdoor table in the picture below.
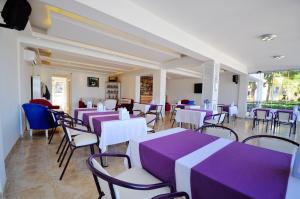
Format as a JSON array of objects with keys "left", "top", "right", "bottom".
[{"left": 127, "top": 128, "right": 299, "bottom": 199}]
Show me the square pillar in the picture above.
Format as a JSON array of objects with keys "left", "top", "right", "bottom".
[
  {"left": 202, "top": 61, "right": 220, "bottom": 112},
  {"left": 237, "top": 74, "right": 249, "bottom": 117},
  {"left": 153, "top": 69, "right": 167, "bottom": 114}
]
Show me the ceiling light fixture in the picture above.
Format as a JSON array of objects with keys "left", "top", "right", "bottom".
[
  {"left": 272, "top": 55, "right": 285, "bottom": 60},
  {"left": 259, "top": 34, "right": 277, "bottom": 41}
]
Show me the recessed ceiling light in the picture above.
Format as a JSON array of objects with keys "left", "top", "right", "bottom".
[
  {"left": 272, "top": 55, "right": 285, "bottom": 60},
  {"left": 259, "top": 34, "right": 277, "bottom": 41}
]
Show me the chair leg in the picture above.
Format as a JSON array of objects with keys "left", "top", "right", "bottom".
[
  {"left": 289, "top": 124, "right": 292, "bottom": 137},
  {"left": 59, "top": 143, "right": 69, "bottom": 166},
  {"left": 160, "top": 112, "right": 164, "bottom": 121},
  {"left": 266, "top": 121, "right": 269, "bottom": 132},
  {"left": 252, "top": 119, "right": 256, "bottom": 130},
  {"left": 57, "top": 137, "right": 68, "bottom": 162},
  {"left": 56, "top": 135, "right": 66, "bottom": 154},
  {"left": 171, "top": 120, "right": 175, "bottom": 127},
  {"left": 29, "top": 129, "right": 33, "bottom": 137},
  {"left": 170, "top": 111, "right": 174, "bottom": 122},
  {"left": 97, "top": 147, "right": 108, "bottom": 168},
  {"left": 90, "top": 145, "right": 95, "bottom": 155},
  {"left": 48, "top": 127, "right": 57, "bottom": 144},
  {"left": 59, "top": 148, "right": 75, "bottom": 180}
]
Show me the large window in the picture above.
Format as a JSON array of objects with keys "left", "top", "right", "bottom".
[{"left": 247, "top": 70, "right": 300, "bottom": 110}]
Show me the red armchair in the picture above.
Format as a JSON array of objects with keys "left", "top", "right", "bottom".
[{"left": 30, "top": 99, "right": 60, "bottom": 109}]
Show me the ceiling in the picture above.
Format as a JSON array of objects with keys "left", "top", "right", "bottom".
[
  {"left": 130, "top": 0, "right": 300, "bottom": 72},
  {"left": 27, "top": 0, "right": 193, "bottom": 76}
]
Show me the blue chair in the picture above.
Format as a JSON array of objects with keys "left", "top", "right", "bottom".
[{"left": 22, "top": 103, "right": 56, "bottom": 138}]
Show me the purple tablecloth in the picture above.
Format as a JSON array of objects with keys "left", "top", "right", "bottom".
[
  {"left": 191, "top": 142, "right": 292, "bottom": 199},
  {"left": 92, "top": 115, "right": 136, "bottom": 136},
  {"left": 74, "top": 108, "right": 96, "bottom": 119},
  {"left": 139, "top": 130, "right": 218, "bottom": 187},
  {"left": 82, "top": 111, "right": 117, "bottom": 125}
]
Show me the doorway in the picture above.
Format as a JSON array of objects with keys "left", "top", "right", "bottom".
[{"left": 51, "top": 76, "right": 70, "bottom": 113}]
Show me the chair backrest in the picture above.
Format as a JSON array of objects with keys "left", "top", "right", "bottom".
[
  {"left": 146, "top": 113, "right": 157, "bottom": 127},
  {"left": 22, "top": 103, "right": 55, "bottom": 130},
  {"left": 30, "top": 98, "right": 53, "bottom": 107},
  {"left": 217, "top": 106, "right": 223, "bottom": 113},
  {"left": 209, "top": 113, "right": 226, "bottom": 124},
  {"left": 48, "top": 109, "right": 64, "bottom": 126},
  {"left": 198, "top": 125, "right": 239, "bottom": 141},
  {"left": 90, "top": 157, "right": 119, "bottom": 199},
  {"left": 256, "top": 110, "right": 267, "bottom": 120},
  {"left": 277, "top": 111, "right": 292, "bottom": 122},
  {"left": 218, "top": 113, "right": 226, "bottom": 124},
  {"left": 242, "top": 135, "right": 299, "bottom": 154},
  {"left": 104, "top": 99, "right": 117, "bottom": 110}
]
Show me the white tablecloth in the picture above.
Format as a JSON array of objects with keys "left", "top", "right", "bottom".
[
  {"left": 228, "top": 106, "right": 238, "bottom": 116},
  {"left": 127, "top": 128, "right": 300, "bottom": 199},
  {"left": 100, "top": 117, "right": 147, "bottom": 152},
  {"left": 133, "top": 103, "right": 151, "bottom": 113},
  {"left": 88, "top": 114, "right": 119, "bottom": 132},
  {"left": 175, "top": 109, "right": 207, "bottom": 127}
]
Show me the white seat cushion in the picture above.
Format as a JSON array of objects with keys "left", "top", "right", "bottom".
[
  {"left": 147, "top": 127, "right": 154, "bottom": 132},
  {"left": 204, "top": 119, "right": 219, "bottom": 124},
  {"left": 115, "top": 168, "right": 170, "bottom": 199},
  {"left": 73, "top": 133, "right": 98, "bottom": 147},
  {"left": 69, "top": 128, "right": 85, "bottom": 136},
  {"left": 75, "top": 124, "right": 88, "bottom": 131}
]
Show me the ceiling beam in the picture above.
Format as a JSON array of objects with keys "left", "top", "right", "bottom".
[
  {"left": 48, "top": 12, "right": 181, "bottom": 59},
  {"left": 162, "top": 56, "right": 204, "bottom": 69},
  {"left": 39, "top": 56, "right": 129, "bottom": 72},
  {"left": 166, "top": 69, "right": 202, "bottom": 79},
  {"left": 18, "top": 34, "right": 161, "bottom": 70}
]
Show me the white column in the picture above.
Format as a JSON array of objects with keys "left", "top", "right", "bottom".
[
  {"left": 256, "top": 80, "right": 263, "bottom": 102},
  {"left": 237, "top": 74, "right": 249, "bottom": 117},
  {"left": 153, "top": 69, "right": 167, "bottom": 114},
  {"left": 134, "top": 76, "right": 140, "bottom": 102},
  {"left": 202, "top": 61, "right": 220, "bottom": 112}
]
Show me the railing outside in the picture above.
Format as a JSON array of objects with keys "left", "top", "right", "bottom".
[{"left": 247, "top": 101, "right": 300, "bottom": 112}]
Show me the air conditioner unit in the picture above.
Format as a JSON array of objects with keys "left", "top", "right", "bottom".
[{"left": 24, "top": 49, "right": 36, "bottom": 62}]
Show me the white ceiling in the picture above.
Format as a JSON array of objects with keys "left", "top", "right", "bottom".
[
  {"left": 27, "top": 0, "right": 188, "bottom": 75},
  {"left": 130, "top": 0, "right": 300, "bottom": 72}
]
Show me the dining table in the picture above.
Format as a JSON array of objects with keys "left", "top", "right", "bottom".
[
  {"left": 175, "top": 109, "right": 213, "bottom": 127},
  {"left": 74, "top": 108, "right": 97, "bottom": 120},
  {"left": 127, "top": 127, "right": 300, "bottom": 199}
]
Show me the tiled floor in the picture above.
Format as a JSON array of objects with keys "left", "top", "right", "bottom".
[{"left": 3, "top": 113, "right": 300, "bottom": 199}]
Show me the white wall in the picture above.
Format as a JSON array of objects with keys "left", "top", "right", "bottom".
[
  {"left": 218, "top": 72, "right": 239, "bottom": 105},
  {"left": 34, "top": 66, "right": 107, "bottom": 112},
  {"left": 0, "top": 28, "right": 21, "bottom": 192},
  {"left": 166, "top": 78, "right": 202, "bottom": 105}
]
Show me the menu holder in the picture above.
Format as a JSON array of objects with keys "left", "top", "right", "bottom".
[
  {"left": 87, "top": 101, "right": 93, "bottom": 108},
  {"left": 97, "top": 103, "right": 105, "bottom": 112},
  {"left": 118, "top": 108, "right": 130, "bottom": 120}
]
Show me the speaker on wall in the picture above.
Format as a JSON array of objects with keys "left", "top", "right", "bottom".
[
  {"left": 232, "top": 75, "right": 239, "bottom": 84},
  {"left": 1, "top": 0, "right": 32, "bottom": 31}
]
